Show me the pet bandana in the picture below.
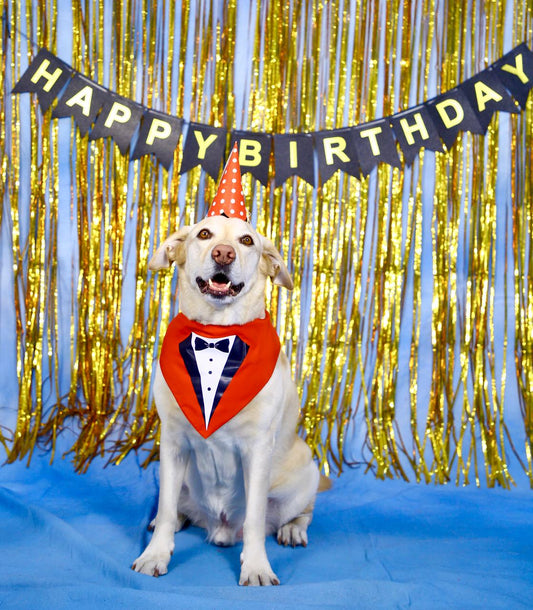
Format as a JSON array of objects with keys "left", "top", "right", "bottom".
[{"left": 159, "top": 312, "right": 281, "bottom": 438}]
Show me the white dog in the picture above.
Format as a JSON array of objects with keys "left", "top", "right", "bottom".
[{"left": 132, "top": 214, "right": 321, "bottom": 586}]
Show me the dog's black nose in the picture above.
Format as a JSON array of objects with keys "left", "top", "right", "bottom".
[{"left": 212, "top": 244, "right": 236, "bottom": 266}]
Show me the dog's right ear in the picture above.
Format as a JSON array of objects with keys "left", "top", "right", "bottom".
[{"left": 148, "top": 226, "right": 192, "bottom": 270}]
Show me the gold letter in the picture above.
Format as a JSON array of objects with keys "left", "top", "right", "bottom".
[
  {"left": 146, "top": 118, "right": 172, "bottom": 145},
  {"left": 239, "top": 139, "right": 262, "bottom": 167},
  {"left": 474, "top": 81, "right": 503, "bottom": 112},
  {"left": 323, "top": 136, "right": 350, "bottom": 164},
  {"left": 30, "top": 59, "right": 63, "bottom": 92},
  {"left": 501, "top": 53, "right": 529, "bottom": 84},
  {"left": 434, "top": 99, "right": 464, "bottom": 129},
  {"left": 289, "top": 140, "right": 298, "bottom": 168},
  {"left": 65, "top": 85, "right": 93, "bottom": 116},
  {"left": 194, "top": 131, "right": 218, "bottom": 159},
  {"left": 359, "top": 127, "right": 383, "bottom": 156},
  {"left": 104, "top": 102, "right": 132, "bottom": 128},
  {"left": 399, "top": 113, "right": 429, "bottom": 145}
]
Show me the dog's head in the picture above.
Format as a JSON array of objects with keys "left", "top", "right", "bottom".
[{"left": 149, "top": 216, "right": 293, "bottom": 324}]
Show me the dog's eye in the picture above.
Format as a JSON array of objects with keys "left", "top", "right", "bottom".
[
  {"left": 197, "top": 229, "right": 212, "bottom": 240},
  {"left": 240, "top": 235, "right": 254, "bottom": 247}
]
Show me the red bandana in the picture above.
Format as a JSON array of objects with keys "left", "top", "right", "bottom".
[{"left": 159, "top": 312, "right": 281, "bottom": 438}]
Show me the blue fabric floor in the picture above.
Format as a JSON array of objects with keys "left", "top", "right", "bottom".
[{"left": 1, "top": 446, "right": 532, "bottom": 609}]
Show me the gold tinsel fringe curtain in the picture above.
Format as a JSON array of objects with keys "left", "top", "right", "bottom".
[{"left": 1, "top": 0, "right": 532, "bottom": 487}]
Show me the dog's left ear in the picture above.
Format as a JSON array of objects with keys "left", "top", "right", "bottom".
[
  {"left": 148, "top": 226, "right": 192, "bottom": 270},
  {"left": 260, "top": 236, "right": 294, "bottom": 290}
]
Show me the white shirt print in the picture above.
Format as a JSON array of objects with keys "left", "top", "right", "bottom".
[{"left": 191, "top": 332, "right": 237, "bottom": 428}]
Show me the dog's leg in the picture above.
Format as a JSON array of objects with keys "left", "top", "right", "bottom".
[
  {"left": 272, "top": 447, "right": 320, "bottom": 548},
  {"left": 239, "top": 443, "right": 280, "bottom": 586},
  {"left": 148, "top": 511, "right": 189, "bottom": 533},
  {"left": 132, "top": 439, "right": 189, "bottom": 577}
]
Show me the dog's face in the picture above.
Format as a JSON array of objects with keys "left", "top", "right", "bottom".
[
  {"left": 149, "top": 216, "right": 292, "bottom": 323},
  {"left": 184, "top": 216, "right": 264, "bottom": 304}
]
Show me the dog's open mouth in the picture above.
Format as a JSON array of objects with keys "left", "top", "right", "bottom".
[{"left": 196, "top": 273, "right": 245, "bottom": 299}]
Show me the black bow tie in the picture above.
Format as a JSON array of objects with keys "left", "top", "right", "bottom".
[{"left": 194, "top": 337, "right": 230, "bottom": 353}]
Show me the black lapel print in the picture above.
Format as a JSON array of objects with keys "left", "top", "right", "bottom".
[
  {"left": 212, "top": 336, "right": 250, "bottom": 416},
  {"left": 179, "top": 335, "right": 205, "bottom": 417}
]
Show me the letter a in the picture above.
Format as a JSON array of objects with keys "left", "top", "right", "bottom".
[
  {"left": 65, "top": 85, "right": 94, "bottom": 117},
  {"left": 474, "top": 81, "right": 503, "bottom": 112}
]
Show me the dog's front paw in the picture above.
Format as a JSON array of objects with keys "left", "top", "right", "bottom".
[
  {"left": 132, "top": 547, "right": 172, "bottom": 577},
  {"left": 239, "top": 557, "right": 280, "bottom": 586}
]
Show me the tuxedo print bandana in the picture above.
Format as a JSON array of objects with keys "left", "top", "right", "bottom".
[{"left": 159, "top": 312, "right": 281, "bottom": 437}]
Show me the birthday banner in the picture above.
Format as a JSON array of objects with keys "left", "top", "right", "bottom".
[{"left": 13, "top": 43, "right": 533, "bottom": 184}]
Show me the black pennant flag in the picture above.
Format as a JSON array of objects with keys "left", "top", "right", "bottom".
[
  {"left": 460, "top": 68, "right": 520, "bottom": 133},
  {"left": 492, "top": 43, "right": 533, "bottom": 109},
  {"left": 231, "top": 131, "right": 272, "bottom": 186},
  {"left": 313, "top": 129, "right": 360, "bottom": 183},
  {"left": 89, "top": 93, "right": 144, "bottom": 154},
  {"left": 390, "top": 104, "right": 444, "bottom": 165},
  {"left": 352, "top": 119, "right": 401, "bottom": 176},
  {"left": 179, "top": 123, "right": 226, "bottom": 178},
  {"left": 12, "top": 48, "right": 72, "bottom": 113},
  {"left": 273, "top": 133, "right": 316, "bottom": 186},
  {"left": 52, "top": 73, "right": 108, "bottom": 135},
  {"left": 426, "top": 87, "right": 484, "bottom": 149},
  {"left": 131, "top": 109, "right": 183, "bottom": 169}
]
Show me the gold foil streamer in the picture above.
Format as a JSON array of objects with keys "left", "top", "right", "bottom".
[
  {"left": 2, "top": 0, "right": 533, "bottom": 487},
  {"left": 0, "top": 1, "right": 13, "bottom": 453},
  {"left": 512, "top": 3, "right": 533, "bottom": 485},
  {"left": 5, "top": 1, "right": 60, "bottom": 464}
]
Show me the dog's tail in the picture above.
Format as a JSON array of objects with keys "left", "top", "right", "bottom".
[{"left": 318, "top": 473, "right": 333, "bottom": 493}]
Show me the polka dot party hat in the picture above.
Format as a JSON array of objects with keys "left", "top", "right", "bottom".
[{"left": 207, "top": 142, "right": 248, "bottom": 221}]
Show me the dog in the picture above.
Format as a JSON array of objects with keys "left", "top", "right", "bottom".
[{"left": 131, "top": 214, "right": 321, "bottom": 586}]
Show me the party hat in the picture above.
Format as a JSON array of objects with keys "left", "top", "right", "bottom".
[{"left": 207, "top": 142, "right": 248, "bottom": 220}]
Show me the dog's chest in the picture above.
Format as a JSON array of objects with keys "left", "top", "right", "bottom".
[
  {"left": 184, "top": 432, "right": 246, "bottom": 511},
  {"left": 189, "top": 440, "right": 240, "bottom": 484}
]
